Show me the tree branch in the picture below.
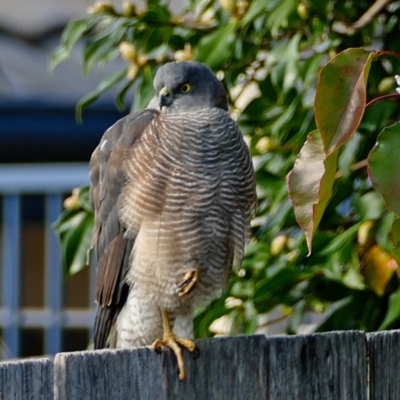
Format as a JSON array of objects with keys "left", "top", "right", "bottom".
[
  {"left": 257, "top": 314, "right": 290, "bottom": 330},
  {"left": 333, "top": 0, "right": 391, "bottom": 35},
  {"left": 366, "top": 93, "right": 400, "bottom": 108}
]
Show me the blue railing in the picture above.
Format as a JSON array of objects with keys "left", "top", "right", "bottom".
[{"left": 0, "top": 163, "right": 96, "bottom": 358}]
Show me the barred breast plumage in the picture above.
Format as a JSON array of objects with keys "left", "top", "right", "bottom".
[{"left": 119, "top": 107, "right": 255, "bottom": 312}]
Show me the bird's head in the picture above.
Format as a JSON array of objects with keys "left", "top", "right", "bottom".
[{"left": 148, "top": 61, "right": 228, "bottom": 112}]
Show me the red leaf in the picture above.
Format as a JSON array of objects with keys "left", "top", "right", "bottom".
[{"left": 315, "top": 48, "right": 376, "bottom": 155}]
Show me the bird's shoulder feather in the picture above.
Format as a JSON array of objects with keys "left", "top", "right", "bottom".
[{"left": 90, "top": 109, "right": 157, "bottom": 348}]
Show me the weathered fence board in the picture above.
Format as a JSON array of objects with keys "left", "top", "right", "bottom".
[
  {"left": 162, "top": 335, "right": 268, "bottom": 400},
  {"left": 54, "top": 347, "right": 164, "bottom": 400},
  {"left": 1, "top": 330, "right": 399, "bottom": 399},
  {"left": 0, "top": 358, "right": 53, "bottom": 400},
  {"left": 368, "top": 330, "right": 400, "bottom": 400},
  {"left": 267, "top": 331, "right": 368, "bottom": 400}
]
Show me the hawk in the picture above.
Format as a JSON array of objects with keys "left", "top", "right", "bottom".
[{"left": 90, "top": 61, "right": 257, "bottom": 380}]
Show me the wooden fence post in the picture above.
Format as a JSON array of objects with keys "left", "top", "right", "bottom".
[
  {"left": 368, "top": 330, "right": 400, "bottom": 399},
  {"left": 161, "top": 335, "right": 268, "bottom": 400},
  {"left": 267, "top": 331, "right": 368, "bottom": 400},
  {"left": 0, "top": 358, "right": 53, "bottom": 400},
  {"left": 54, "top": 347, "right": 164, "bottom": 400}
]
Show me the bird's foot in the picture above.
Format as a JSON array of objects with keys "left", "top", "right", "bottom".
[
  {"left": 178, "top": 269, "right": 198, "bottom": 297},
  {"left": 152, "top": 334, "right": 196, "bottom": 380}
]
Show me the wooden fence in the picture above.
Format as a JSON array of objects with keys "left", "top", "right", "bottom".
[{"left": 0, "top": 330, "right": 398, "bottom": 399}]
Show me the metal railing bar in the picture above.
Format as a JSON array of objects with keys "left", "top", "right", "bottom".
[
  {"left": 44, "top": 194, "right": 63, "bottom": 355},
  {"left": 0, "top": 309, "right": 95, "bottom": 328},
  {"left": 2, "top": 195, "right": 21, "bottom": 357},
  {"left": 0, "top": 163, "right": 89, "bottom": 194},
  {"left": 62, "top": 309, "right": 96, "bottom": 328}
]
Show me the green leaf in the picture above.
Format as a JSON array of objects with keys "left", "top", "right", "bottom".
[
  {"left": 266, "top": 0, "right": 297, "bottom": 38},
  {"left": 315, "top": 48, "right": 376, "bottom": 155},
  {"left": 391, "top": 218, "right": 400, "bottom": 266},
  {"left": 321, "top": 293, "right": 384, "bottom": 331},
  {"left": 195, "top": 21, "right": 238, "bottom": 69},
  {"left": 265, "top": 40, "right": 289, "bottom": 69},
  {"left": 132, "top": 66, "right": 155, "bottom": 113},
  {"left": 287, "top": 130, "right": 338, "bottom": 253},
  {"left": 240, "top": 0, "right": 269, "bottom": 26},
  {"left": 337, "top": 132, "right": 361, "bottom": 178},
  {"left": 319, "top": 222, "right": 362, "bottom": 257},
  {"left": 63, "top": 212, "right": 94, "bottom": 276},
  {"left": 368, "top": 122, "right": 400, "bottom": 216},
  {"left": 356, "top": 191, "right": 385, "bottom": 221},
  {"left": 270, "top": 95, "right": 300, "bottom": 136},
  {"left": 54, "top": 205, "right": 94, "bottom": 277},
  {"left": 329, "top": 245, "right": 365, "bottom": 290},
  {"left": 76, "top": 186, "right": 93, "bottom": 213},
  {"left": 379, "top": 287, "right": 400, "bottom": 329},
  {"left": 194, "top": 305, "right": 228, "bottom": 338},
  {"left": 315, "top": 297, "right": 354, "bottom": 331},
  {"left": 53, "top": 187, "right": 94, "bottom": 278},
  {"left": 254, "top": 269, "right": 316, "bottom": 313},
  {"left": 229, "top": 301, "right": 258, "bottom": 335},
  {"left": 287, "top": 299, "right": 306, "bottom": 334},
  {"left": 76, "top": 69, "right": 127, "bottom": 121},
  {"left": 144, "top": 27, "right": 173, "bottom": 52},
  {"left": 54, "top": 209, "right": 87, "bottom": 241},
  {"left": 116, "top": 79, "right": 135, "bottom": 111},
  {"left": 49, "top": 18, "right": 92, "bottom": 70},
  {"left": 140, "top": 7, "right": 171, "bottom": 24},
  {"left": 283, "top": 33, "right": 301, "bottom": 92},
  {"left": 309, "top": 0, "right": 327, "bottom": 20},
  {"left": 48, "top": 47, "right": 70, "bottom": 72},
  {"left": 62, "top": 18, "right": 92, "bottom": 51},
  {"left": 83, "top": 18, "right": 128, "bottom": 73},
  {"left": 377, "top": 212, "right": 397, "bottom": 253},
  {"left": 83, "top": 36, "right": 114, "bottom": 74},
  {"left": 231, "top": 279, "right": 254, "bottom": 299}
]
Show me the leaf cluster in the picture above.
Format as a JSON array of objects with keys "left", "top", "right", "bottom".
[
  {"left": 52, "top": 0, "right": 400, "bottom": 336},
  {"left": 54, "top": 187, "right": 93, "bottom": 277}
]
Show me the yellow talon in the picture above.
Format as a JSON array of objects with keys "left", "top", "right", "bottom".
[{"left": 152, "top": 310, "right": 196, "bottom": 380}]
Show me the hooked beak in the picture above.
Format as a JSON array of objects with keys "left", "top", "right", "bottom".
[{"left": 159, "top": 86, "right": 174, "bottom": 108}]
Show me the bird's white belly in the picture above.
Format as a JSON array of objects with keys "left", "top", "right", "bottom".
[
  {"left": 116, "top": 286, "right": 194, "bottom": 348},
  {"left": 126, "top": 213, "right": 229, "bottom": 311}
]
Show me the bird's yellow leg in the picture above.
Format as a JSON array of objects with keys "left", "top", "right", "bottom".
[{"left": 152, "top": 309, "right": 196, "bottom": 380}]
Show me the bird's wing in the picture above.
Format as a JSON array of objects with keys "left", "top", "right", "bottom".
[{"left": 90, "top": 109, "right": 158, "bottom": 349}]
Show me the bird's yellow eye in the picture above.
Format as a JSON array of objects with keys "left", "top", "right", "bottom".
[{"left": 180, "top": 83, "right": 192, "bottom": 93}]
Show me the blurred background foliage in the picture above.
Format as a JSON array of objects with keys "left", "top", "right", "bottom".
[{"left": 53, "top": 0, "right": 400, "bottom": 338}]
